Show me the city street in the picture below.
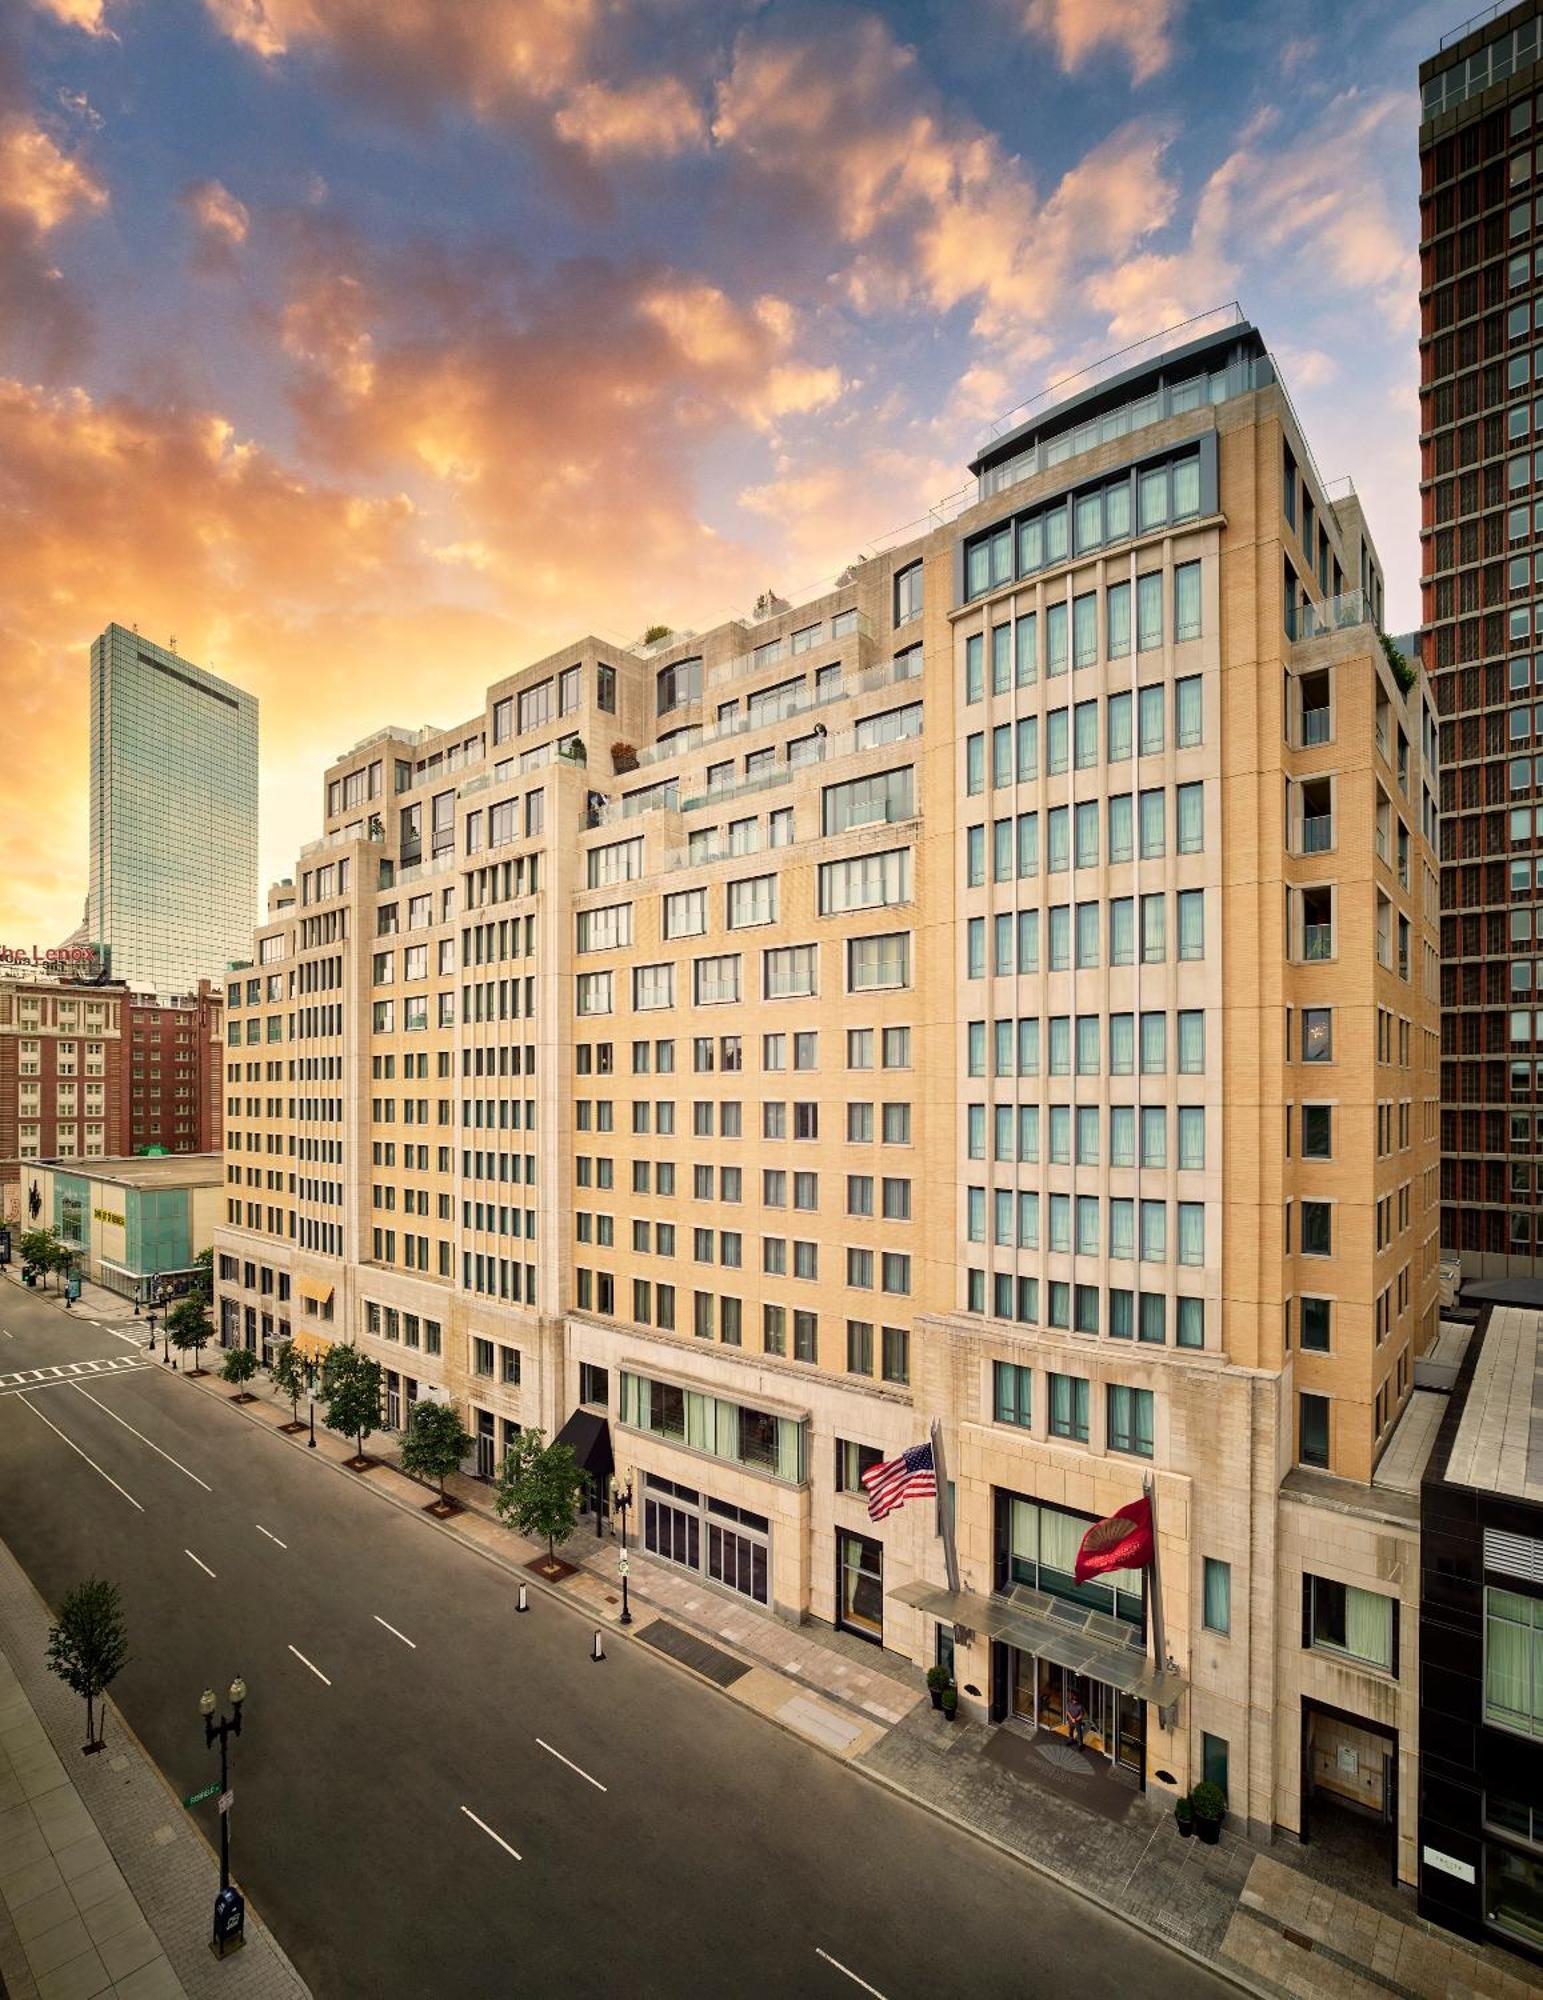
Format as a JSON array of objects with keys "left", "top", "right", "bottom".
[{"left": 0, "top": 1277, "right": 1232, "bottom": 1999}]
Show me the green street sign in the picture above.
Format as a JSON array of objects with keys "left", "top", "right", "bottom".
[{"left": 183, "top": 1782, "right": 220, "bottom": 1807}]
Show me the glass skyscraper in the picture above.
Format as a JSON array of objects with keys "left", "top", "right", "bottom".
[{"left": 87, "top": 623, "right": 258, "bottom": 996}]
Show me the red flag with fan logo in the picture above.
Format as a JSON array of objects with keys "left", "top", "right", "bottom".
[{"left": 1073, "top": 1496, "right": 1155, "bottom": 1583}]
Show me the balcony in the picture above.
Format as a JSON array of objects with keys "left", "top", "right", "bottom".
[
  {"left": 1302, "top": 925, "right": 1334, "bottom": 962},
  {"left": 1285, "top": 588, "right": 1371, "bottom": 643},
  {"left": 1301, "top": 708, "right": 1331, "bottom": 746},
  {"left": 679, "top": 767, "right": 793, "bottom": 813},
  {"left": 707, "top": 610, "right": 873, "bottom": 689},
  {"left": 1300, "top": 815, "right": 1333, "bottom": 855}
]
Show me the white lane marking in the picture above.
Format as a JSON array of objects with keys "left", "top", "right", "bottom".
[
  {"left": 288, "top": 1645, "right": 331, "bottom": 1687},
  {"left": 459, "top": 1807, "right": 521, "bottom": 1861},
  {"left": 110, "top": 1331, "right": 142, "bottom": 1348},
  {"left": 72, "top": 1385, "right": 214, "bottom": 1492},
  {"left": 256, "top": 1525, "right": 287, "bottom": 1549},
  {"left": 373, "top": 1616, "right": 416, "bottom": 1650},
  {"left": 184, "top": 1549, "right": 217, "bottom": 1579},
  {"left": 534, "top": 1738, "right": 607, "bottom": 1792},
  {"left": 14, "top": 1397, "right": 144, "bottom": 1512},
  {"left": 815, "top": 1949, "right": 889, "bottom": 1999}
]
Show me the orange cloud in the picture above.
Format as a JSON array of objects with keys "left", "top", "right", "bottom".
[
  {"left": 27, "top": 0, "right": 117, "bottom": 35},
  {"left": 554, "top": 76, "right": 707, "bottom": 158},
  {"left": 0, "top": 116, "right": 106, "bottom": 374},
  {"left": 201, "top": 0, "right": 599, "bottom": 114},
  {"left": 0, "top": 118, "right": 105, "bottom": 230},
  {"left": 183, "top": 176, "right": 251, "bottom": 247},
  {"left": 1019, "top": 0, "right": 1179, "bottom": 85}
]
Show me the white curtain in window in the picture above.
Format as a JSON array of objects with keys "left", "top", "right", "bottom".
[
  {"left": 1110, "top": 1198, "right": 1134, "bottom": 1258},
  {"left": 1179, "top": 1010, "right": 1206, "bottom": 1073},
  {"left": 1177, "top": 783, "right": 1204, "bottom": 852},
  {"left": 1345, "top": 1585, "right": 1394, "bottom": 1671},
  {"left": 1178, "top": 1202, "right": 1205, "bottom": 1265},
  {"left": 1485, "top": 1589, "right": 1536, "bottom": 1725},
  {"left": 1110, "top": 1013, "right": 1135, "bottom": 1073},
  {"left": 1179, "top": 890, "right": 1205, "bottom": 959}
]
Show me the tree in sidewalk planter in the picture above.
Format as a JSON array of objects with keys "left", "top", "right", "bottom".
[
  {"left": 320, "top": 1343, "right": 383, "bottom": 1467},
  {"left": 493, "top": 1429, "right": 585, "bottom": 1575},
  {"left": 398, "top": 1399, "right": 473, "bottom": 1515},
  {"left": 165, "top": 1291, "right": 211, "bottom": 1372},
  {"left": 19, "top": 1226, "right": 62, "bottom": 1287},
  {"left": 189, "top": 1246, "right": 214, "bottom": 1301},
  {"left": 46, "top": 1578, "right": 128, "bottom": 1755},
  {"left": 221, "top": 1345, "right": 259, "bottom": 1399},
  {"left": 271, "top": 1340, "right": 308, "bottom": 1430}
]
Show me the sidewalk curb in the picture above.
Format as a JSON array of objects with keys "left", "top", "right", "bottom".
[
  {"left": 168, "top": 1364, "right": 1266, "bottom": 1997},
  {"left": 0, "top": 1540, "right": 310, "bottom": 1999}
]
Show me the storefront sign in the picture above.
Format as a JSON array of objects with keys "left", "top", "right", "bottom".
[
  {"left": 1422, "top": 1847, "right": 1475, "bottom": 1885},
  {"left": 93, "top": 1207, "right": 125, "bottom": 1228},
  {"left": 0, "top": 945, "right": 103, "bottom": 973}
]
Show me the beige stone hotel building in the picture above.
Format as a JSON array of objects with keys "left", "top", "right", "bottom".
[{"left": 214, "top": 313, "right": 1441, "bottom": 1876}]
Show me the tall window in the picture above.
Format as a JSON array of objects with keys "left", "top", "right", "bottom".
[
  {"left": 1305, "top": 1574, "right": 1395, "bottom": 1672},
  {"left": 1106, "top": 1384, "right": 1153, "bottom": 1457},
  {"left": 1486, "top": 1588, "right": 1543, "bottom": 1737},
  {"left": 1203, "top": 1558, "right": 1231, "bottom": 1635},
  {"left": 893, "top": 561, "right": 923, "bottom": 626},
  {"left": 993, "top": 1361, "right": 1032, "bottom": 1428}
]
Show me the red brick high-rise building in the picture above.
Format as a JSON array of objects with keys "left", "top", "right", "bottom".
[{"left": 121, "top": 982, "right": 224, "bottom": 1159}]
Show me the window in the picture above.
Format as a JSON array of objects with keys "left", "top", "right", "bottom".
[
  {"left": 728, "top": 874, "right": 778, "bottom": 929},
  {"left": 1299, "top": 1392, "right": 1330, "bottom": 1468},
  {"left": 663, "top": 889, "right": 705, "bottom": 938},
  {"left": 633, "top": 963, "right": 674, "bottom": 1011},
  {"left": 694, "top": 955, "right": 741, "bottom": 1005},
  {"left": 819, "top": 849, "right": 912, "bottom": 914},
  {"left": 1300, "top": 1200, "right": 1332, "bottom": 1257},
  {"left": 1174, "top": 561, "right": 1201, "bottom": 642},
  {"left": 1300, "top": 1297, "right": 1331, "bottom": 1352},
  {"left": 882, "top": 1325, "right": 909, "bottom": 1385},
  {"left": 993, "top": 1362, "right": 1032, "bottom": 1428},
  {"left": 1485, "top": 1588, "right": 1543, "bottom": 1738},
  {"left": 1302, "top": 1008, "right": 1333, "bottom": 1062},
  {"left": 1203, "top": 1558, "right": 1231, "bottom": 1635},
  {"left": 1048, "top": 1373, "right": 1088, "bottom": 1442},
  {"left": 657, "top": 656, "right": 703, "bottom": 716},
  {"left": 1106, "top": 1384, "right": 1153, "bottom": 1457},
  {"left": 893, "top": 560, "right": 923, "bottom": 626},
  {"left": 848, "top": 933, "right": 910, "bottom": 992},
  {"left": 577, "top": 903, "right": 633, "bottom": 953},
  {"left": 1305, "top": 1574, "right": 1395, "bottom": 1672},
  {"left": 764, "top": 945, "right": 818, "bottom": 998}
]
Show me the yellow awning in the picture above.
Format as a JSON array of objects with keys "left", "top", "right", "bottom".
[
  {"left": 288, "top": 1330, "right": 333, "bottom": 1362},
  {"left": 295, "top": 1279, "right": 334, "bottom": 1306}
]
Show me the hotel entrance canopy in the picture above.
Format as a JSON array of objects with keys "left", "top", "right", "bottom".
[{"left": 889, "top": 1578, "right": 1185, "bottom": 1707}]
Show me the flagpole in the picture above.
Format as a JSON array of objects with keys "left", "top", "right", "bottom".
[
  {"left": 1143, "top": 1473, "right": 1176, "bottom": 1730},
  {"left": 929, "top": 1417, "right": 961, "bottom": 1595}
]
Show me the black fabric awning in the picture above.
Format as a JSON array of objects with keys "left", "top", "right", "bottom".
[{"left": 554, "top": 1409, "right": 614, "bottom": 1481}]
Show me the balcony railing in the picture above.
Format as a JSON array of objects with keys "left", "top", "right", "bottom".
[
  {"left": 1300, "top": 816, "right": 1334, "bottom": 854},
  {"left": 707, "top": 610, "right": 873, "bottom": 689},
  {"left": 1302, "top": 925, "right": 1334, "bottom": 962},
  {"left": 679, "top": 768, "right": 793, "bottom": 813},
  {"left": 1286, "top": 588, "right": 1371, "bottom": 643}
]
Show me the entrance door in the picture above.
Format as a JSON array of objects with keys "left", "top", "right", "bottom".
[
  {"left": 385, "top": 1372, "right": 400, "bottom": 1429},
  {"left": 475, "top": 1409, "right": 496, "bottom": 1480}
]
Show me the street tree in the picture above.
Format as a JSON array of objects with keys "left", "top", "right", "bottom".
[
  {"left": 321, "top": 1344, "right": 383, "bottom": 1466},
  {"left": 166, "top": 1291, "right": 211, "bottom": 1372},
  {"left": 271, "top": 1340, "right": 308, "bottom": 1428},
  {"left": 494, "top": 1429, "right": 585, "bottom": 1574},
  {"left": 221, "top": 1345, "right": 259, "bottom": 1399},
  {"left": 189, "top": 1246, "right": 213, "bottom": 1301},
  {"left": 19, "top": 1227, "right": 60, "bottom": 1287},
  {"left": 48, "top": 1238, "right": 78, "bottom": 1293},
  {"left": 46, "top": 1578, "right": 128, "bottom": 1754},
  {"left": 398, "top": 1399, "right": 472, "bottom": 1512}
]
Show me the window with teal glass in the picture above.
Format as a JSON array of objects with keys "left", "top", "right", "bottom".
[{"left": 993, "top": 1361, "right": 1032, "bottom": 1428}]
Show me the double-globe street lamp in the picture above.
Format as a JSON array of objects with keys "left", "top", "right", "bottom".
[
  {"left": 608, "top": 1474, "right": 634, "bottom": 1626},
  {"left": 199, "top": 1676, "right": 247, "bottom": 1957},
  {"left": 302, "top": 1354, "right": 318, "bottom": 1447}
]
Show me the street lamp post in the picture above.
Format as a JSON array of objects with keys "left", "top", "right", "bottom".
[
  {"left": 161, "top": 1316, "right": 172, "bottom": 1367},
  {"left": 199, "top": 1676, "right": 247, "bottom": 1958},
  {"left": 303, "top": 1356, "right": 317, "bottom": 1448},
  {"left": 609, "top": 1474, "right": 634, "bottom": 1626},
  {"left": 146, "top": 1310, "right": 157, "bottom": 1355}
]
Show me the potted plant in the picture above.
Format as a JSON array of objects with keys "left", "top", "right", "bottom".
[
  {"left": 1174, "top": 1793, "right": 1194, "bottom": 1839},
  {"left": 925, "top": 1665, "right": 950, "bottom": 1712},
  {"left": 940, "top": 1684, "right": 959, "bottom": 1723},
  {"left": 611, "top": 741, "right": 639, "bottom": 774},
  {"left": 1190, "top": 1780, "right": 1225, "bottom": 1845}
]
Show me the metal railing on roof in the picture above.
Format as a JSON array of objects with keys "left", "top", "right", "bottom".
[{"left": 976, "top": 305, "right": 1247, "bottom": 451}]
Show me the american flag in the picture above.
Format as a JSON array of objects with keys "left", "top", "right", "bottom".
[{"left": 861, "top": 1440, "right": 937, "bottom": 1522}]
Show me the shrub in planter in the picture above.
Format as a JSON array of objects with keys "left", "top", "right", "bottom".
[
  {"left": 1174, "top": 1794, "right": 1194, "bottom": 1838},
  {"left": 610, "top": 741, "right": 639, "bottom": 774},
  {"left": 1190, "top": 1781, "right": 1225, "bottom": 1844},
  {"left": 925, "top": 1665, "right": 950, "bottom": 1711},
  {"left": 940, "top": 1685, "right": 959, "bottom": 1722}
]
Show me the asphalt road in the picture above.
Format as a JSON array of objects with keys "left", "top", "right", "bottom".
[{"left": 0, "top": 1276, "right": 1231, "bottom": 1999}]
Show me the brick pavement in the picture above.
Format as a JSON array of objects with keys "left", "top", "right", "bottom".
[{"left": 0, "top": 1539, "right": 307, "bottom": 2000}]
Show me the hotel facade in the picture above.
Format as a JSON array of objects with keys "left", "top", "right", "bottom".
[{"left": 214, "top": 316, "right": 1442, "bottom": 1875}]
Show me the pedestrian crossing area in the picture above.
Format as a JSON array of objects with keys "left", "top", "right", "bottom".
[{"left": 0, "top": 1355, "right": 151, "bottom": 1395}]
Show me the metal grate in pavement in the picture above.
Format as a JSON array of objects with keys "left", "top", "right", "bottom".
[{"left": 636, "top": 1618, "right": 750, "bottom": 1688}]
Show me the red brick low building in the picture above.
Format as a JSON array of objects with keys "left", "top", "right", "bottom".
[{"left": 0, "top": 974, "right": 222, "bottom": 1218}]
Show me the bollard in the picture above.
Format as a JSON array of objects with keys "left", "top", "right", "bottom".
[
  {"left": 516, "top": 1583, "right": 528, "bottom": 1614},
  {"left": 591, "top": 1629, "right": 605, "bottom": 1663}
]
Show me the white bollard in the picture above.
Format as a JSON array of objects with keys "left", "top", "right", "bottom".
[
  {"left": 591, "top": 1629, "right": 605, "bottom": 1663},
  {"left": 516, "top": 1583, "right": 528, "bottom": 1614}
]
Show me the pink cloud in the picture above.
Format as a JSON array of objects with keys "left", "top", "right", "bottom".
[{"left": 1019, "top": 0, "right": 1180, "bottom": 86}]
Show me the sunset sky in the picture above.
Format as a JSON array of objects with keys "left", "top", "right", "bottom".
[{"left": 0, "top": 0, "right": 1446, "bottom": 944}]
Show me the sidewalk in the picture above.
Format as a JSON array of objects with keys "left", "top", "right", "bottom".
[
  {"left": 0, "top": 1541, "right": 306, "bottom": 2000},
  {"left": 43, "top": 1332, "right": 1543, "bottom": 2000}
]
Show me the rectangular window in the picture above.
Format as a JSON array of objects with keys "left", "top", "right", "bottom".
[
  {"left": 848, "top": 933, "right": 910, "bottom": 992},
  {"left": 1484, "top": 1587, "right": 1543, "bottom": 1737},
  {"left": 764, "top": 944, "right": 818, "bottom": 998},
  {"left": 1299, "top": 1392, "right": 1330, "bottom": 1467},
  {"left": 1048, "top": 1372, "right": 1089, "bottom": 1442},
  {"left": 1174, "top": 561, "right": 1201, "bottom": 642},
  {"left": 1203, "top": 1558, "right": 1231, "bottom": 1635},
  {"left": 1106, "top": 1384, "right": 1154, "bottom": 1458},
  {"left": 993, "top": 1361, "right": 1032, "bottom": 1428},
  {"left": 1306, "top": 1574, "right": 1394, "bottom": 1672}
]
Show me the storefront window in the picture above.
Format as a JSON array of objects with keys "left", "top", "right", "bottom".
[{"left": 1001, "top": 1492, "right": 1143, "bottom": 1626}]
